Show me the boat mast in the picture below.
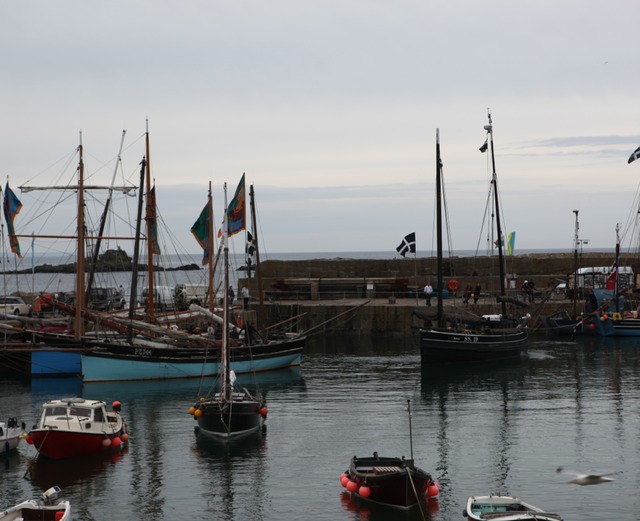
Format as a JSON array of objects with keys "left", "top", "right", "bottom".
[
  {"left": 249, "top": 184, "right": 264, "bottom": 329},
  {"left": 485, "top": 111, "right": 507, "bottom": 315},
  {"left": 572, "top": 210, "right": 579, "bottom": 316},
  {"left": 127, "top": 156, "right": 146, "bottom": 341},
  {"left": 435, "top": 129, "right": 444, "bottom": 328},
  {"left": 144, "top": 122, "right": 156, "bottom": 320},
  {"left": 86, "top": 130, "right": 126, "bottom": 301},
  {"left": 75, "top": 134, "right": 86, "bottom": 340},
  {"left": 206, "top": 181, "right": 215, "bottom": 311},
  {"left": 221, "top": 182, "right": 231, "bottom": 401}
]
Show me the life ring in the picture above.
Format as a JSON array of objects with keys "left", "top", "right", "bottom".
[
  {"left": 612, "top": 312, "right": 622, "bottom": 321},
  {"left": 447, "top": 279, "right": 459, "bottom": 292}
]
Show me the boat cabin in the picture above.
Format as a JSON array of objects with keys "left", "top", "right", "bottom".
[{"left": 39, "top": 398, "right": 113, "bottom": 430}]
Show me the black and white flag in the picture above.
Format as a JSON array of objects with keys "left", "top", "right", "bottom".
[
  {"left": 246, "top": 231, "right": 256, "bottom": 257},
  {"left": 628, "top": 145, "right": 640, "bottom": 164},
  {"left": 396, "top": 232, "right": 416, "bottom": 257}
]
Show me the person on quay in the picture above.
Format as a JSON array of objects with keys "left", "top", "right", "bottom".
[{"left": 424, "top": 282, "right": 433, "bottom": 306}]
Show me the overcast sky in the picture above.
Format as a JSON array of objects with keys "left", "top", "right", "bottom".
[{"left": 3, "top": 1, "right": 640, "bottom": 261}]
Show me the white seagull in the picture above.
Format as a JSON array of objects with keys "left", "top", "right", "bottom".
[{"left": 556, "top": 467, "right": 619, "bottom": 485}]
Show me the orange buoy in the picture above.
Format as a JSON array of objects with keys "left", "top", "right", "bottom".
[
  {"left": 120, "top": 432, "right": 129, "bottom": 442},
  {"left": 259, "top": 406, "right": 268, "bottom": 418},
  {"left": 358, "top": 485, "right": 371, "bottom": 498},
  {"left": 25, "top": 435, "right": 33, "bottom": 445},
  {"left": 194, "top": 408, "right": 203, "bottom": 418},
  {"left": 346, "top": 480, "right": 358, "bottom": 492},
  {"left": 341, "top": 474, "right": 350, "bottom": 487},
  {"left": 427, "top": 481, "right": 439, "bottom": 497},
  {"left": 447, "top": 279, "right": 459, "bottom": 292},
  {"left": 102, "top": 438, "right": 112, "bottom": 447},
  {"left": 188, "top": 406, "right": 196, "bottom": 415},
  {"left": 112, "top": 437, "right": 122, "bottom": 448}
]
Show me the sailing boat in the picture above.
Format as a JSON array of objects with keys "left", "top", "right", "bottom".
[
  {"left": 188, "top": 181, "right": 266, "bottom": 437},
  {"left": 420, "top": 119, "right": 528, "bottom": 362}
]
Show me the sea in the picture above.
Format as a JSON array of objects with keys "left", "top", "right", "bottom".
[{"left": 1, "top": 333, "right": 639, "bottom": 521}]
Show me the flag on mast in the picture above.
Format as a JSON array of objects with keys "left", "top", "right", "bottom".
[
  {"left": 227, "top": 173, "right": 246, "bottom": 237},
  {"left": 149, "top": 185, "right": 161, "bottom": 255},
  {"left": 190, "top": 201, "right": 211, "bottom": 265},
  {"left": 396, "top": 232, "right": 416, "bottom": 257},
  {"left": 628, "top": 145, "right": 640, "bottom": 164},
  {"left": 507, "top": 231, "right": 516, "bottom": 256},
  {"left": 3, "top": 181, "right": 22, "bottom": 258}
]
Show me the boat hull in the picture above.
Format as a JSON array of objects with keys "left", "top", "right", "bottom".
[
  {"left": 465, "top": 495, "right": 562, "bottom": 521},
  {"left": 346, "top": 455, "right": 432, "bottom": 509},
  {"left": 194, "top": 398, "right": 263, "bottom": 438},
  {"left": 81, "top": 336, "right": 304, "bottom": 382},
  {"left": 420, "top": 328, "right": 528, "bottom": 362},
  {"left": 0, "top": 430, "right": 22, "bottom": 455},
  {"left": 29, "top": 429, "right": 125, "bottom": 460},
  {"left": 0, "top": 499, "right": 71, "bottom": 521}
]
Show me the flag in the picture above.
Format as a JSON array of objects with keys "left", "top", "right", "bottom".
[
  {"left": 227, "top": 174, "right": 246, "bottom": 237},
  {"left": 507, "top": 231, "right": 516, "bottom": 256},
  {"left": 148, "top": 185, "right": 160, "bottom": 255},
  {"left": 190, "top": 201, "right": 211, "bottom": 265},
  {"left": 246, "top": 230, "right": 256, "bottom": 257},
  {"left": 628, "top": 145, "right": 640, "bottom": 164},
  {"left": 3, "top": 181, "right": 22, "bottom": 258},
  {"left": 396, "top": 232, "right": 416, "bottom": 257},
  {"left": 479, "top": 139, "right": 488, "bottom": 153}
]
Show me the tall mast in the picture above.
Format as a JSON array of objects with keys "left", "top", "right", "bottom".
[
  {"left": 572, "top": 210, "right": 579, "bottom": 316},
  {"left": 206, "top": 181, "right": 215, "bottom": 311},
  {"left": 435, "top": 129, "right": 444, "bottom": 328},
  {"left": 128, "top": 156, "right": 146, "bottom": 342},
  {"left": 249, "top": 184, "right": 264, "bottom": 328},
  {"left": 144, "top": 121, "right": 155, "bottom": 320},
  {"left": 75, "top": 134, "right": 85, "bottom": 340},
  {"left": 485, "top": 111, "right": 507, "bottom": 315},
  {"left": 222, "top": 182, "right": 231, "bottom": 401}
]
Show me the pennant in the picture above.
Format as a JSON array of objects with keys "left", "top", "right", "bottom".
[
  {"left": 148, "top": 185, "right": 161, "bottom": 255},
  {"left": 227, "top": 174, "right": 246, "bottom": 237},
  {"left": 605, "top": 259, "right": 618, "bottom": 290},
  {"left": 3, "top": 181, "right": 22, "bottom": 258},
  {"left": 628, "top": 145, "right": 640, "bottom": 164},
  {"left": 507, "top": 231, "right": 516, "bottom": 256},
  {"left": 190, "top": 202, "right": 211, "bottom": 265},
  {"left": 396, "top": 232, "right": 416, "bottom": 257},
  {"left": 479, "top": 139, "right": 488, "bottom": 153}
]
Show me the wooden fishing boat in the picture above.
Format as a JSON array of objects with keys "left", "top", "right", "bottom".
[
  {"left": 339, "top": 401, "right": 438, "bottom": 509},
  {"left": 0, "top": 486, "right": 70, "bottom": 521},
  {"left": 27, "top": 398, "right": 128, "bottom": 459},
  {"left": 420, "top": 116, "right": 528, "bottom": 363},
  {"left": 189, "top": 179, "right": 266, "bottom": 438},
  {"left": 0, "top": 417, "right": 24, "bottom": 455},
  {"left": 464, "top": 495, "right": 562, "bottom": 521}
]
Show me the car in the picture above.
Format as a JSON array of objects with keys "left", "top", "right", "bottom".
[
  {"left": 0, "top": 296, "right": 32, "bottom": 316},
  {"left": 87, "top": 287, "right": 125, "bottom": 312}
]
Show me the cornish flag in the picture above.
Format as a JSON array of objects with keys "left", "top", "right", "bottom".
[
  {"left": 628, "top": 145, "right": 640, "bottom": 164},
  {"left": 396, "top": 232, "right": 416, "bottom": 257}
]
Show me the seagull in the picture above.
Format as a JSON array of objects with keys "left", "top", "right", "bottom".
[{"left": 556, "top": 467, "right": 619, "bottom": 485}]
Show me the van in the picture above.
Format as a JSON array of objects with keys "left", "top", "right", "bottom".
[
  {"left": 140, "top": 285, "right": 175, "bottom": 311},
  {"left": 88, "top": 287, "right": 125, "bottom": 311},
  {"left": 174, "top": 284, "right": 209, "bottom": 310}
]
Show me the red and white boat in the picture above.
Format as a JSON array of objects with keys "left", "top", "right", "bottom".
[{"left": 27, "top": 398, "right": 128, "bottom": 459}]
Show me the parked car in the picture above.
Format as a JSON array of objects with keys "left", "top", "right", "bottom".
[
  {"left": 140, "top": 285, "right": 175, "bottom": 311},
  {"left": 87, "top": 287, "right": 125, "bottom": 312},
  {"left": 0, "top": 296, "right": 32, "bottom": 316}
]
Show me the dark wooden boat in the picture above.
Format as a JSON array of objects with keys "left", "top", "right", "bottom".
[
  {"left": 421, "top": 116, "right": 528, "bottom": 363},
  {"left": 341, "top": 452, "right": 434, "bottom": 509}
]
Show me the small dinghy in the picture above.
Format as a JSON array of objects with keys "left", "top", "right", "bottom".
[
  {"left": 464, "top": 495, "right": 562, "bottom": 521},
  {"left": 0, "top": 486, "right": 71, "bottom": 520}
]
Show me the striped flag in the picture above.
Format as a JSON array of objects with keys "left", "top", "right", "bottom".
[
  {"left": 628, "top": 145, "right": 640, "bottom": 164},
  {"left": 396, "top": 232, "right": 416, "bottom": 257}
]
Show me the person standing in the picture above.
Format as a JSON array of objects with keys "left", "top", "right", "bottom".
[
  {"left": 228, "top": 285, "right": 235, "bottom": 305},
  {"left": 424, "top": 283, "right": 433, "bottom": 306},
  {"left": 463, "top": 284, "right": 473, "bottom": 305},
  {"left": 241, "top": 286, "right": 250, "bottom": 310},
  {"left": 473, "top": 284, "right": 481, "bottom": 304}
]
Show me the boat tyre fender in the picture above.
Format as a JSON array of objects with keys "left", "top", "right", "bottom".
[
  {"left": 612, "top": 312, "right": 622, "bottom": 321},
  {"left": 447, "top": 279, "right": 459, "bottom": 292}
]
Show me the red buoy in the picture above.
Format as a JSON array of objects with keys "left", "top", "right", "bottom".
[
  {"left": 358, "top": 485, "right": 371, "bottom": 498},
  {"left": 112, "top": 437, "right": 122, "bottom": 448},
  {"left": 120, "top": 432, "right": 129, "bottom": 442},
  {"left": 427, "top": 481, "right": 440, "bottom": 497},
  {"left": 346, "top": 480, "right": 358, "bottom": 493},
  {"left": 102, "top": 438, "right": 112, "bottom": 447},
  {"left": 25, "top": 435, "right": 33, "bottom": 445},
  {"left": 259, "top": 406, "right": 268, "bottom": 418}
]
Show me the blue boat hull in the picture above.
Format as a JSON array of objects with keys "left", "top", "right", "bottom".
[
  {"left": 81, "top": 336, "right": 305, "bottom": 382},
  {"left": 31, "top": 348, "right": 81, "bottom": 377}
]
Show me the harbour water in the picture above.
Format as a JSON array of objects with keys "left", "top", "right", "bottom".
[{"left": 1, "top": 333, "right": 639, "bottom": 521}]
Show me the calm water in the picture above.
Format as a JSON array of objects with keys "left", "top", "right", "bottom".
[{"left": 1, "top": 334, "right": 640, "bottom": 521}]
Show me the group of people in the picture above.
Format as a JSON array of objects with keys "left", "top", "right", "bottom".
[
  {"left": 227, "top": 285, "right": 251, "bottom": 310},
  {"left": 423, "top": 282, "right": 482, "bottom": 306}
]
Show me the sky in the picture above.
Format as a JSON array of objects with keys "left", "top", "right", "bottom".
[{"left": 3, "top": 1, "right": 640, "bottom": 261}]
